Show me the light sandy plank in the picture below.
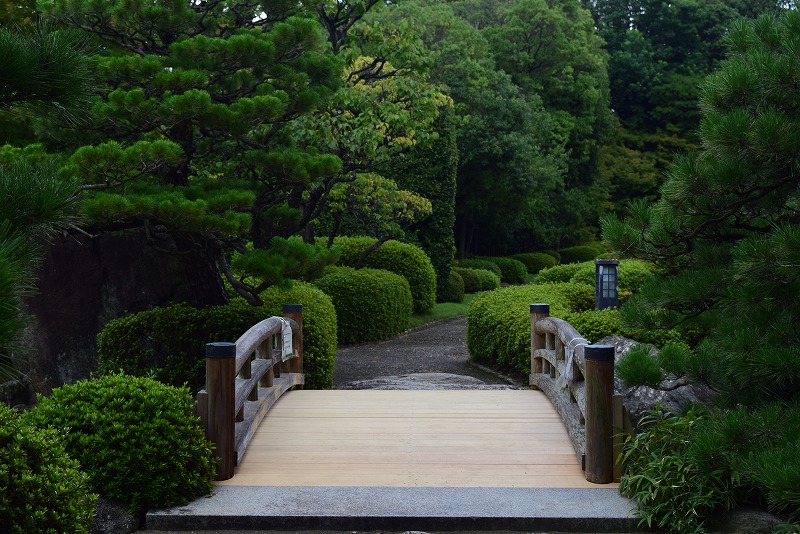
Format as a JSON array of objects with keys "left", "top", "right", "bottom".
[{"left": 223, "top": 389, "right": 608, "bottom": 489}]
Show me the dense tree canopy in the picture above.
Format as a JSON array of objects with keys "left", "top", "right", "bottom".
[{"left": 33, "top": 0, "right": 449, "bottom": 304}]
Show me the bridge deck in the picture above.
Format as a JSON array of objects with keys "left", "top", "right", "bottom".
[{"left": 218, "top": 389, "right": 616, "bottom": 489}]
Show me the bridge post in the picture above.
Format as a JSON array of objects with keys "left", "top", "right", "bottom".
[
  {"left": 584, "top": 344, "right": 615, "bottom": 484},
  {"left": 529, "top": 303, "right": 549, "bottom": 390},
  {"left": 206, "top": 341, "right": 236, "bottom": 481},
  {"left": 283, "top": 304, "right": 304, "bottom": 389}
]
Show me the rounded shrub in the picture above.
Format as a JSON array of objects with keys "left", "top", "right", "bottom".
[
  {"left": 458, "top": 258, "right": 502, "bottom": 277},
  {"left": 455, "top": 267, "right": 481, "bottom": 293},
  {"left": 23, "top": 373, "right": 215, "bottom": 515},
  {"left": 438, "top": 269, "right": 465, "bottom": 303},
  {"left": 0, "top": 404, "right": 96, "bottom": 533},
  {"left": 98, "top": 282, "right": 337, "bottom": 390},
  {"left": 478, "top": 256, "right": 528, "bottom": 284},
  {"left": 558, "top": 245, "right": 600, "bottom": 264},
  {"left": 542, "top": 250, "right": 561, "bottom": 262},
  {"left": 535, "top": 262, "right": 585, "bottom": 284},
  {"left": 466, "top": 282, "right": 590, "bottom": 374},
  {"left": 563, "top": 309, "right": 624, "bottom": 344},
  {"left": 510, "top": 252, "right": 558, "bottom": 274},
  {"left": 332, "top": 236, "right": 436, "bottom": 314},
  {"left": 314, "top": 266, "right": 412, "bottom": 344},
  {"left": 473, "top": 268, "right": 501, "bottom": 291}
]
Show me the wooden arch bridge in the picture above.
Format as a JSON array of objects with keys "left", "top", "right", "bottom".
[{"left": 194, "top": 303, "right": 632, "bottom": 490}]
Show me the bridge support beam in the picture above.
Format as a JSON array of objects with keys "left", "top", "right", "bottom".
[
  {"left": 529, "top": 303, "right": 549, "bottom": 390},
  {"left": 584, "top": 344, "right": 615, "bottom": 484}
]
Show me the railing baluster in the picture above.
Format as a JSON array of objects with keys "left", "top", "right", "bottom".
[{"left": 205, "top": 342, "right": 236, "bottom": 481}]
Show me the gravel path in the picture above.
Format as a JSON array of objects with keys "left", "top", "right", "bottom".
[{"left": 332, "top": 315, "right": 523, "bottom": 389}]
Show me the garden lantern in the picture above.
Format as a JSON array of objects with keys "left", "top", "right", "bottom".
[{"left": 595, "top": 259, "right": 619, "bottom": 310}]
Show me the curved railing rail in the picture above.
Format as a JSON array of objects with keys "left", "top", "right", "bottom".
[
  {"left": 196, "top": 303, "right": 304, "bottom": 480},
  {"left": 529, "top": 303, "right": 628, "bottom": 483}
]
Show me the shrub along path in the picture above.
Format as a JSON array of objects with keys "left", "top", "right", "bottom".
[{"left": 331, "top": 315, "right": 522, "bottom": 389}]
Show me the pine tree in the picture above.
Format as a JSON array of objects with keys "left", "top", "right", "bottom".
[{"left": 603, "top": 11, "right": 800, "bottom": 406}]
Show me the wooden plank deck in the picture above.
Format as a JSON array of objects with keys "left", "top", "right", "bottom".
[{"left": 218, "top": 389, "right": 617, "bottom": 489}]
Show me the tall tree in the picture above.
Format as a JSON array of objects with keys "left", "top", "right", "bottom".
[
  {"left": 0, "top": 25, "right": 91, "bottom": 381},
  {"left": 37, "top": 0, "right": 447, "bottom": 304},
  {"left": 602, "top": 11, "right": 800, "bottom": 406}
]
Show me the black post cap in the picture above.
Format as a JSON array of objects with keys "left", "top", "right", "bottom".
[
  {"left": 206, "top": 342, "right": 236, "bottom": 358},
  {"left": 282, "top": 303, "right": 303, "bottom": 314},
  {"left": 584, "top": 344, "right": 615, "bottom": 361},
  {"left": 530, "top": 303, "right": 550, "bottom": 314}
]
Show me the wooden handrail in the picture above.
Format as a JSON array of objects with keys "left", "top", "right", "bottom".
[
  {"left": 196, "top": 303, "right": 304, "bottom": 481},
  {"left": 529, "top": 303, "right": 624, "bottom": 483}
]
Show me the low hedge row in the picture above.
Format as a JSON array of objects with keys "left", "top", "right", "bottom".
[
  {"left": 314, "top": 266, "right": 412, "bottom": 344},
  {"left": 536, "top": 259, "right": 657, "bottom": 293},
  {"left": 510, "top": 252, "right": 558, "bottom": 274},
  {"left": 438, "top": 269, "right": 465, "bottom": 303},
  {"left": 98, "top": 282, "right": 338, "bottom": 390},
  {"left": 332, "top": 236, "right": 437, "bottom": 314},
  {"left": 478, "top": 256, "right": 528, "bottom": 284},
  {"left": 466, "top": 282, "right": 594, "bottom": 374},
  {"left": 458, "top": 258, "right": 501, "bottom": 277}
]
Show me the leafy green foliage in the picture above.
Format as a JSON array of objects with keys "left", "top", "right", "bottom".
[
  {"left": 472, "top": 268, "right": 501, "bottom": 291},
  {"left": 314, "top": 266, "right": 412, "bottom": 344},
  {"left": 563, "top": 308, "right": 624, "bottom": 344},
  {"left": 477, "top": 256, "right": 527, "bottom": 284},
  {"left": 0, "top": 403, "right": 96, "bottom": 533},
  {"left": 97, "top": 282, "right": 337, "bottom": 390},
  {"left": 438, "top": 269, "right": 465, "bottom": 304},
  {"left": 566, "top": 259, "right": 657, "bottom": 293},
  {"left": 332, "top": 235, "right": 437, "bottom": 313},
  {"left": 557, "top": 245, "right": 600, "bottom": 264},
  {"left": 619, "top": 407, "right": 738, "bottom": 533},
  {"left": 510, "top": 252, "right": 558, "bottom": 274},
  {"left": 454, "top": 267, "right": 481, "bottom": 294},
  {"left": 458, "top": 258, "right": 501, "bottom": 277},
  {"left": 466, "top": 282, "right": 592, "bottom": 374},
  {"left": 23, "top": 373, "right": 215, "bottom": 515}
]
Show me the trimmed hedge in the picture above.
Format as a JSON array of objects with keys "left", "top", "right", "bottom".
[
  {"left": 455, "top": 267, "right": 481, "bottom": 293},
  {"left": 510, "top": 252, "right": 558, "bottom": 274},
  {"left": 0, "top": 404, "right": 96, "bottom": 533},
  {"left": 314, "top": 266, "right": 412, "bottom": 344},
  {"left": 466, "top": 282, "right": 594, "bottom": 374},
  {"left": 23, "top": 373, "right": 215, "bottom": 515},
  {"left": 536, "top": 259, "right": 657, "bottom": 294},
  {"left": 97, "top": 282, "right": 338, "bottom": 390},
  {"left": 438, "top": 269, "right": 465, "bottom": 303},
  {"left": 458, "top": 258, "right": 502, "bottom": 277},
  {"left": 478, "top": 256, "right": 527, "bottom": 284},
  {"left": 473, "top": 268, "right": 501, "bottom": 291},
  {"left": 332, "top": 236, "right": 437, "bottom": 314},
  {"left": 558, "top": 245, "right": 600, "bottom": 264},
  {"left": 564, "top": 308, "right": 684, "bottom": 346}
]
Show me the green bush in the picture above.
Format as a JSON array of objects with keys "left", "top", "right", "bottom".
[
  {"left": 510, "top": 252, "right": 558, "bottom": 274},
  {"left": 619, "top": 407, "right": 738, "bottom": 533},
  {"left": 0, "top": 404, "right": 96, "bottom": 533},
  {"left": 314, "top": 266, "right": 412, "bottom": 344},
  {"left": 23, "top": 373, "right": 215, "bottom": 515},
  {"left": 97, "top": 282, "right": 337, "bottom": 390},
  {"left": 564, "top": 308, "right": 683, "bottom": 348},
  {"left": 454, "top": 267, "right": 482, "bottom": 293},
  {"left": 458, "top": 258, "right": 502, "bottom": 277},
  {"left": 567, "top": 259, "right": 657, "bottom": 293},
  {"left": 535, "top": 262, "right": 584, "bottom": 284},
  {"left": 438, "top": 269, "right": 464, "bottom": 303},
  {"left": 558, "top": 245, "right": 600, "bottom": 264},
  {"left": 472, "top": 268, "right": 501, "bottom": 291},
  {"left": 332, "top": 236, "right": 437, "bottom": 314},
  {"left": 541, "top": 250, "right": 561, "bottom": 262},
  {"left": 478, "top": 256, "right": 528, "bottom": 284},
  {"left": 466, "top": 282, "right": 592, "bottom": 374}
]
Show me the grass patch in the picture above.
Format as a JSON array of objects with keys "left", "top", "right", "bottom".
[{"left": 408, "top": 293, "right": 481, "bottom": 330}]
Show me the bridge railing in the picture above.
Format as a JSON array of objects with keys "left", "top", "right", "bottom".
[
  {"left": 196, "top": 303, "right": 304, "bottom": 480},
  {"left": 529, "top": 303, "right": 627, "bottom": 483}
]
